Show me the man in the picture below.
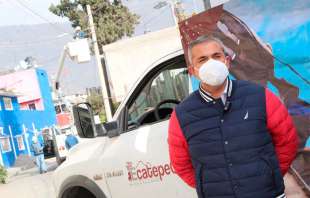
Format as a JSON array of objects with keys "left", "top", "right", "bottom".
[
  {"left": 168, "top": 35, "right": 299, "bottom": 198},
  {"left": 65, "top": 130, "right": 79, "bottom": 150},
  {"left": 31, "top": 136, "right": 47, "bottom": 174}
]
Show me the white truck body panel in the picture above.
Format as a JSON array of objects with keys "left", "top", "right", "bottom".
[{"left": 102, "top": 26, "right": 182, "bottom": 102}]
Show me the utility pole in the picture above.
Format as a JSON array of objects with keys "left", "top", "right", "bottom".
[
  {"left": 203, "top": 0, "right": 211, "bottom": 10},
  {"left": 86, "top": 5, "right": 113, "bottom": 122},
  {"left": 168, "top": 1, "right": 178, "bottom": 25}
]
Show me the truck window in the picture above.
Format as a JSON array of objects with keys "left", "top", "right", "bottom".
[{"left": 127, "top": 60, "right": 190, "bottom": 129}]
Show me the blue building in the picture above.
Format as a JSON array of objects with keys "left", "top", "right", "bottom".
[{"left": 0, "top": 68, "right": 56, "bottom": 168}]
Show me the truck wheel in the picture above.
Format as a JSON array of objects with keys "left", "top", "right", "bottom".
[{"left": 62, "top": 186, "right": 96, "bottom": 198}]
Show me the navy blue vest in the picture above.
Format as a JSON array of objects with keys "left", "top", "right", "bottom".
[{"left": 175, "top": 80, "right": 284, "bottom": 198}]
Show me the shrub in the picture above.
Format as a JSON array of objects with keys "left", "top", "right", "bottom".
[{"left": 0, "top": 165, "right": 7, "bottom": 184}]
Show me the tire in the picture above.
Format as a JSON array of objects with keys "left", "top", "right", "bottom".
[
  {"left": 62, "top": 187, "right": 96, "bottom": 198},
  {"left": 58, "top": 176, "right": 106, "bottom": 198}
]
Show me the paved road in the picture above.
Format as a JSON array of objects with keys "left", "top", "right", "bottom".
[
  {"left": 0, "top": 157, "right": 58, "bottom": 198},
  {"left": 0, "top": 158, "right": 307, "bottom": 198}
]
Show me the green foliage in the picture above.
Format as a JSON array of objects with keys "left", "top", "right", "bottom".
[
  {"left": 87, "top": 90, "right": 121, "bottom": 123},
  {"left": 0, "top": 165, "right": 7, "bottom": 184},
  {"left": 87, "top": 91, "right": 105, "bottom": 120},
  {"left": 49, "top": 0, "right": 139, "bottom": 48},
  {"left": 99, "top": 111, "right": 107, "bottom": 123}
]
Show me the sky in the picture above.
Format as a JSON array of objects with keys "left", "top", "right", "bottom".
[
  {"left": 0, "top": 0, "right": 201, "bottom": 27},
  {"left": 0, "top": 0, "right": 68, "bottom": 26},
  {"left": 0, "top": 0, "right": 204, "bottom": 94},
  {"left": 1, "top": 0, "right": 308, "bottom": 96}
]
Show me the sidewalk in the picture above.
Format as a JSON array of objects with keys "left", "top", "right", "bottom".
[
  {"left": 6, "top": 157, "right": 58, "bottom": 183},
  {"left": 0, "top": 157, "right": 58, "bottom": 198}
]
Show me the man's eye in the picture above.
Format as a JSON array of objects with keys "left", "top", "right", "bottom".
[
  {"left": 214, "top": 55, "right": 221, "bottom": 59},
  {"left": 199, "top": 57, "right": 207, "bottom": 63}
]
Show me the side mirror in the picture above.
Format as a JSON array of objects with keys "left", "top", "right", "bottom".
[
  {"left": 72, "top": 103, "right": 97, "bottom": 138},
  {"left": 104, "top": 121, "right": 120, "bottom": 138}
]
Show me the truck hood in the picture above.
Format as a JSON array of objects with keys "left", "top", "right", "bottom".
[{"left": 60, "top": 136, "right": 108, "bottom": 168}]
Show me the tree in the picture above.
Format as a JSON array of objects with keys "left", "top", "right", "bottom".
[
  {"left": 87, "top": 91, "right": 106, "bottom": 121},
  {"left": 86, "top": 89, "right": 120, "bottom": 122},
  {"left": 49, "top": 0, "right": 139, "bottom": 49}
]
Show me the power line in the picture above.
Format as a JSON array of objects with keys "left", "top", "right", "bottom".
[
  {"left": 141, "top": 5, "right": 169, "bottom": 27},
  {"left": 0, "top": 3, "right": 167, "bottom": 48},
  {"left": 14, "top": 0, "right": 69, "bottom": 34},
  {"left": 0, "top": 35, "right": 71, "bottom": 48},
  {"left": 39, "top": 55, "right": 62, "bottom": 65}
]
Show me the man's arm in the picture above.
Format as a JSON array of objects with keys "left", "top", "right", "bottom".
[
  {"left": 168, "top": 110, "right": 196, "bottom": 188},
  {"left": 265, "top": 89, "right": 299, "bottom": 175}
]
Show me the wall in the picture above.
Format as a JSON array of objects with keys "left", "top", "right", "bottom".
[
  {"left": 0, "top": 68, "right": 56, "bottom": 168},
  {"left": 0, "top": 69, "right": 44, "bottom": 110}
]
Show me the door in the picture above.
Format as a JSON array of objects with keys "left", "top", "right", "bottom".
[{"left": 101, "top": 56, "right": 197, "bottom": 197}]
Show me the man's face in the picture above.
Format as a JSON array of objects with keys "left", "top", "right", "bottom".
[{"left": 189, "top": 41, "right": 230, "bottom": 79}]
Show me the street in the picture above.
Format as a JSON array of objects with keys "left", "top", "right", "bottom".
[
  {"left": 0, "top": 156, "right": 308, "bottom": 198},
  {"left": 0, "top": 157, "right": 58, "bottom": 198}
]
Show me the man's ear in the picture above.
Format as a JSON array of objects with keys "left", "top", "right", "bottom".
[
  {"left": 188, "top": 65, "right": 194, "bottom": 75},
  {"left": 225, "top": 56, "right": 231, "bottom": 69}
]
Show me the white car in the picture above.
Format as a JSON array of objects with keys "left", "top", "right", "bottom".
[{"left": 53, "top": 50, "right": 197, "bottom": 198}]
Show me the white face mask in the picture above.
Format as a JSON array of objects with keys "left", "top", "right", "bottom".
[{"left": 198, "top": 59, "right": 229, "bottom": 86}]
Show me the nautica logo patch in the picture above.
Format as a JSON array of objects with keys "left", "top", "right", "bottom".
[{"left": 244, "top": 111, "right": 249, "bottom": 120}]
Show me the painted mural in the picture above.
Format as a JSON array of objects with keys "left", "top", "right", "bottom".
[{"left": 179, "top": 0, "right": 310, "bottom": 194}]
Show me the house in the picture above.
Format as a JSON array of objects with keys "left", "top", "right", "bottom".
[{"left": 0, "top": 68, "right": 56, "bottom": 168}]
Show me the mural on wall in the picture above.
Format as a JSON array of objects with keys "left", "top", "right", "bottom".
[{"left": 178, "top": 0, "right": 310, "bottom": 194}]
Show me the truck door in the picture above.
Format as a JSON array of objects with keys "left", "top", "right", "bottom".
[{"left": 102, "top": 55, "right": 196, "bottom": 197}]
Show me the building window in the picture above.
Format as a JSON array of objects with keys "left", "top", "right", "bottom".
[
  {"left": 3, "top": 97, "right": 13, "bottom": 110},
  {"left": 28, "top": 103, "right": 36, "bottom": 110},
  {"left": 0, "top": 137, "right": 12, "bottom": 153},
  {"left": 16, "top": 135, "right": 25, "bottom": 151}
]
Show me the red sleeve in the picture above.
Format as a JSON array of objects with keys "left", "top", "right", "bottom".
[
  {"left": 168, "top": 110, "right": 196, "bottom": 188},
  {"left": 265, "top": 89, "right": 299, "bottom": 175}
]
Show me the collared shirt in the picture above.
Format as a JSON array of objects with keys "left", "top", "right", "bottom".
[{"left": 199, "top": 78, "right": 233, "bottom": 104}]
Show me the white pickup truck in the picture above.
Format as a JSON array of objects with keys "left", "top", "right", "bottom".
[{"left": 53, "top": 49, "right": 198, "bottom": 198}]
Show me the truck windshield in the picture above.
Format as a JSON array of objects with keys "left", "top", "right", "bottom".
[{"left": 127, "top": 62, "right": 190, "bottom": 127}]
